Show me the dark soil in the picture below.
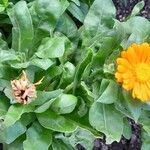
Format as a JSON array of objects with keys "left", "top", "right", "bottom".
[
  {"left": 0, "top": 144, "right": 2, "bottom": 150},
  {"left": 77, "top": 120, "right": 141, "bottom": 150},
  {"left": 93, "top": 120, "right": 141, "bottom": 150},
  {"left": 112, "top": 0, "right": 150, "bottom": 21}
]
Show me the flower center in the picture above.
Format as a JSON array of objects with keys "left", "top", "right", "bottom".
[{"left": 135, "top": 63, "right": 150, "bottom": 82}]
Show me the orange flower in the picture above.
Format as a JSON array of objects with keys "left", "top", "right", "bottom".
[{"left": 115, "top": 43, "right": 150, "bottom": 102}]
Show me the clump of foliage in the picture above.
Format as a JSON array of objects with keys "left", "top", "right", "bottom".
[{"left": 0, "top": 0, "right": 150, "bottom": 149}]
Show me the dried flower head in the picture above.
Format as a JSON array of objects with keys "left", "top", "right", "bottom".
[
  {"left": 115, "top": 43, "right": 150, "bottom": 102},
  {"left": 11, "top": 71, "right": 43, "bottom": 104}
]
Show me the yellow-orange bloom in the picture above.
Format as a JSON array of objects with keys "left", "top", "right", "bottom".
[{"left": 115, "top": 43, "right": 150, "bottom": 102}]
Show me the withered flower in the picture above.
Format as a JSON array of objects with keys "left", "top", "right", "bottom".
[{"left": 11, "top": 71, "right": 43, "bottom": 104}]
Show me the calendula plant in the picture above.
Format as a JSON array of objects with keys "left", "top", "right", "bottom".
[{"left": 0, "top": 0, "right": 150, "bottom": 149}]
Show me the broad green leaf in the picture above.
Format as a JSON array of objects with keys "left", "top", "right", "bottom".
[
  {"left": 4, "top": 88, "right": 17, "bottom": 103},
  {"left": 77, "top": 98, "right": 88, "bottom": 117},
  {"left": 35, "top": 0, "right": 69, "bottom": 32},
  {"left": 122, "top": 90, "right": 143, "bottom": 122},
  {"left": 36, "top": 37, "right": 66, "bottom": 58},
  {"left": 0, "top": 50, "right": 19, "bottom": 63},
  {"left": 84, "top": 0, "right": 116, "bottom": 31},
  {"left": 74, "top": 82, "right": 94, "bottom": 106},
  {"left": 52, "top": 139, "right": 74, "bottom": 150},
  {"left": 30, "top": 58, "right": 54, "bottom": 70},
  {"left": 23, "top": 122, "right": 52, "bottom": 150},
  {"left": 34, "top": 98, "right": 56, "bottom": 113},
  {"left": 8, "top": 1, "right": 34, "bottom": 52},
  {"left": 122, "top": 118, "right": 132, "bottom": 140},
  {"left": 0, "top": 121, "right": 26, "bottom": 144},
  {"left": 4, "top": 104, "right": 34, "bottom": 127},
  {"left": 47, "top": 66, "right": 63, "bottom": 79},
  {"left": 21, "top": 113, "right": 36, "bottom": 126},
  {"left": 141, "top": 130, "right": 150, "bottom": 150},
  {"left": 10, "top": 61, "right": 30, "bottom": 69},
  {"left": 89, "top": 102, "right": 123, "bottom": 144},
  {"left": 51, "top": 94, "right": 78, "bottom": 114},
  {"left": 31, "top": 90, "right": 62, "bottom": 106},
  {"left": 115, "top": 89, "right": 133, "bottom": 119},
  {"left": 97, "top": 79, "right": 118, "bottom": 104},
  {"left": 0, "top": 4, "right": 5, "bottom": 12},
  {"left": 56, "top": 13, "right": 77, "bottom": 38},
  {"left": 122, "top": 16, "right": 150, "bottom": 47},
  {"left": 58, "top": 62, "right": 75, "bottom": 88},
  {"left": 68, "top": 127, "right": 95, "bottom": 150},
  {"left": 0, "top": 79, "right": 12, "bottom": 89},
  {"left": 68, "top": 2, "right": 87, "bottom": 23},
  {"left": 0, "top": 0, "right": 8, "bottom": 7},
  {"left": 73, "top": 49, "right": 93, "bottom": 93},
  {"left": 139, "top": 111, "right": 150, "bottom": 136},
  {"left": 0, "top": 33, "right": 8, "bottom": 49},
  {"left": 80, "top": 82, "right": 94, "bottom": 99},
  {"left": 37, "top": 109, "right": 77, "bottom": 132},
  {"left": 99, "top": 79, "right": 110, "bottom": 96},
  {"left": 7, "top": 135, "right": 25, "bottom": 150},
  {"left": 0, "top": 95, "right": 10, "bottom": 116}
]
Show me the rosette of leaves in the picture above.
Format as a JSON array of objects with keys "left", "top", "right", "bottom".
[{"left": 0, "top": 0, "right": 150, "bottom": 149}]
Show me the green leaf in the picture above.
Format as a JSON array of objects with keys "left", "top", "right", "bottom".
[
  {"left": 21, "top": 113, "right": 36, "bottom": 126},
  {"left": 36, "top": 37, "right": 66, "bottom": 58},
  {"left": 97, "top": 79, "right": 118, "bottom": 104},
  {"left": 31, "top": 90, "right": 62, "bottom": 106},
  {"left": 139, "top": 111, "right": 150, "bottom": 136},
  {"left": 0, "top": 50, "right": 19, "bottom": 63},
  {"left": 0, "top": 0, "right": 8, "bottom": 7},
  {"left": 122, "top": 90, "right": 143, "bottom": 122},
  {"left": 0, "top": 79, "right": 12, "bottom": 89},
  {"left": 141, "top": 130, "right": 150, "bottom": 150},
  {"left": 77, "top": 98, "right": 88, "bottom": 117},
  {"left": 122, "top": 118, "right": 132, "bottom": 140},
  {"left": 73, "top": 49, "right": 93, "bottom": 93},
  {"left": 0, "top": 121, "right": 26, "bottom": 144},
  {"left": 4, "top": 88, "right": 17, "bottom": 103},
  {"left": 0, "top": 33, "right": 8, "bottom": 49},
  {"left": 8, "top": 1, "right": 34, "bottom": 52},
  {"left": 52, "top": 139, "right": 74, "bottom": 150},
  {"left": 4, "top": 104, "right": 34, "bottom": 127},
  {"left": 10, "top": 61, "right": 30, "bottom": 69},
  {"left": 130, "top": 1, "right": 144, "bottom": 17},
  {"left": 0, "top": 4, "right": 5, "bottom": 12},
  {"left": 68, "top": 127, "right": 96, "bottom": 150},
  {"left": 34, "top": 98, "right": 56, "bottom": 113},
  {"left": 122, "top": 16, "right": 150, "bottom": 47},
  {"left": 35, "top": 0, "right": 69, "bottom": 32},
  {"left": 89, "top": 102, "right": 123, "bottom": 143},
  {"left": 68, "top": 2, "right": 87, "bottom": 23},
  {"left": 56, "top": 13, "right": 77, "bottom": 38},
  {"left": 23, "top": 122, "right": 52, "bottom": 150},
  {"left": 37, "top": 109, "right": 77, "bottom": 132},
  {"left": 0, "top": 95, "right": 10, "bottom": 117},
  {"left": 51, "top": 94, "right": 78, "bottom": 114},
  {"left": 84, "top": 0, "right": 116, "bottom": 31},
  {"left": 58, "top": 62, "right": 75, "bottom": 88},
  {"left": 30, "top": 58, "right": 54, "bottom": 70},
  {"left": 71, "top": 0, "right": 80, "bottom": 6},
  {"left": 7, "top": 135, "right": 25, "bottom": 150}
]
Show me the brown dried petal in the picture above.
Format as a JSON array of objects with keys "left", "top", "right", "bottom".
[{"left": 11, "top": 71, "right": 41, "bottom": 104}]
